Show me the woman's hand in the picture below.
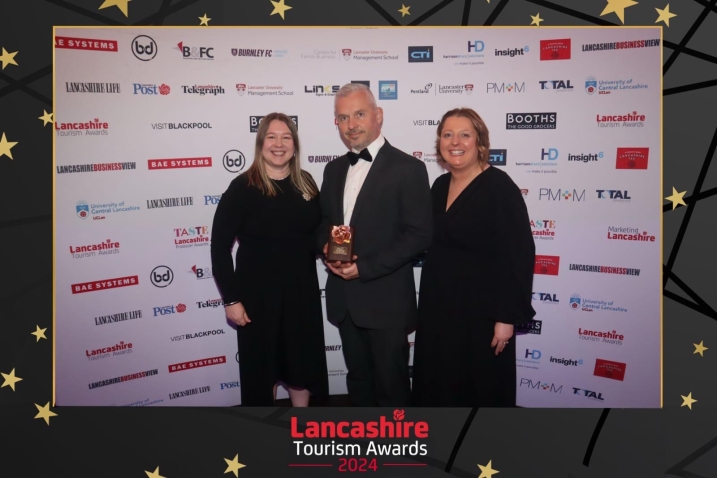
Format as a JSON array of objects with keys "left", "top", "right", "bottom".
[
  {"left": 491, "top": 322, "right": 514, "bottom": 356},
  {"left": 225, "top": 302, "right": 251, "bottom": 327}
]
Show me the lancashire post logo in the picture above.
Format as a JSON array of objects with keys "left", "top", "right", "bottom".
[
  {"left": 133, "top": 83, "right": 170, "bottom": 95},
  {"left": 540, "top": 39, "right": 571, "bottom": 60},
  {"left": 534, "top": 255, "right": 560, "bottom": 275},
  {"left": 56, "top": 36, "right": 118, "bottom": 52},
  {"left": 594, "top": 359, "right": 627, "bottom": 381},
  {"left": 291, "top": 410, "right": 429, "bottom": 459},
  {"left": 153, "top": 303, "right": 187, "bottom": 316},
  {"left": 616, "top": 147, "right": 649, "bottom": 169},
  {"left": 72, "top": 275, "right": 138, "bottom": 294},
  {"left": 148, "top": 157, "right": 212, "bottom": 170}
]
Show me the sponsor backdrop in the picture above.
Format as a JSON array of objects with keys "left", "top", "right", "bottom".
[{"left": 54, "top": 26, "right": 660, "bottom": 408}]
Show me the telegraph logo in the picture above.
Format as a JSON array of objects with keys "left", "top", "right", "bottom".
[
  {"left": 408, "top": 46, "right": 433, "bottom": 62},
  {"left": 150, "top": 266, "right": 173, "bottom": 288},
  {"left": 131, "top": 35, "right": 157, "bottom": 61},
  {"left": 223, "top": 150, "right": 245, "bottom": 173}
]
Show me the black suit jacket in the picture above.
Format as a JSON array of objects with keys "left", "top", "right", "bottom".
[{"left": 318, "top": 140, "right": 432, "bottom": 330}]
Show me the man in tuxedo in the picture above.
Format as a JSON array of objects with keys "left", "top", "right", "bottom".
[{"left": 319, "top": 83, "right": 432, "bottom": 406}]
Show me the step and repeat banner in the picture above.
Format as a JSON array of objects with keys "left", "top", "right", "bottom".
[{"left": 54, "top": 26, "right": 661, "bottom": 408}]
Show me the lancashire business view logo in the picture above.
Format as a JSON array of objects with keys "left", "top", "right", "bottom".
[
  {"left": 539, "top": 79, "right": 573, "bottom": 92},
  {"left": 580, "top": 326, "right": 627, "bottom": 345},
  {"left": 148, "top": 157, "right": 212, "bottom": 170},
  {"left": 616, "top": 147, "right": 649, "bottom": 169},
  {"left": 250, "top": 115, "right": 298, "bottom": 133},
  {"left": 487, "top": 82, "right": 525, "bottom": 93},
  {"left": 495, "top": 45, "right": 528, "bottom": 57},
  {"left": 174, "top": 226, "right": 210, "bottom": 249},
  {"left": 70, "top": 239, "right": 120, "bottom": 259},
  {"left": 569, "top": 294, "right": 628, "bottom": 313},
  {"left": 65, "top": 82, "right": 120, "bottom": 93},
  {"left": 55, "top": 118, "right": 110, "bottom": 137},
  {"left": 168, "top": 355, "right": 227, "bottom": 373},
  {"left": 531, "top": 219, "right": 555, "bottom": 240},
  {"left": 88, "top": 368, "right": 159, "bottom": 390},
  {"left": 534, "top": 255, "right": 560, "bottom": 275},
  {"left": 231, "top": 48, "right": 288, "bottom": 58},
  {"left": 71, "top": 275, "right": 139, "bottom": 294},
  {"left": 569, "top": 263, "right": 641, "bottom": 276},
  {"left": 515, "top": 147, "right": 558, "bottom": 174},
  {"left": 539, "top": 188, "right": 586, "bottom": 202},
  {"left": 585, "top": 76, "right": 648, "bottom": 95},
  {"left": 594, "top": 359, "right": 627, "bottom": 381},
  {"left": 236, "top": 83, "right": 294, "bottom": 96},
  {"left": 607, "top": 226, "right": 656, "bottom": 243},
  {"left": 506, "top": 113, "right": 556, "bottom": 130},
  {"left": 379, "top": 81, "right": 397, "bottom": 100},
  {"left": 342, "top": 47, "right": 399, "bottom": 61},
  {"left": 56, "top": 36, "right": 118, "bottom": 52},
  {"left": 596, "top": 111, "right": 646, "bottom": 128},
  {"left": 133, "top": 83, "right": 170, "bottom": 95},
  {"left": 94, "top": 308, "right": 142, "bottom": 326},
  {"left": 533, "top": 292, "right": 559, "bottom": 305},
  {"left": 290, "top": 410, "right": 429, "bottom": 458},
  {"left": 517, "top": 349, "right": 542, "bottom": 370},
  {"left": 540, "top": 39, "right": 571, "bottom": 60},
  {"left": 175, "top": 41, "right": 214, "bottom": 60},
  {"left": 582, "top": 38, "right": 660, "bottom": 53},
  {"left": 146, "top": 196, "right": 194, "bottom": 209},
  {"left": 596, "top": 189, "right": 632, "bottom": 202},
  {"left": 131, "top": 35, "right": 157, "bottom": 60},
  {"left": 442, "top": 41, "right": 485, "bottom": 66},
  {"left": 308, "top": 154, "right": 340, "bottom": 164},
  {"left": 408, "top": 46, "right": 433, "bottom": 62},
  {"left": 153, "top": 303, "right": 187, "bottom": 317},
  {"left": 86, "top": 340, "right": 133, "bottom": 361},
  {"left": 75, "top": 199, "right": 140, "bottom": 220},
  {"left": 488, "top": 149, "right": 506, "bottom": 166},
  {"left": 519, "top": 378, "right": 562, "bottom": 393}
]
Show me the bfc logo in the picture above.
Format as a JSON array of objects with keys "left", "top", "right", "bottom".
[{"left": 176, "top": 42, "right": 214, "bottom": 60}]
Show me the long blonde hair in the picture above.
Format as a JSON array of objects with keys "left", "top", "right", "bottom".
[{"left": 245, "top": 112, "right": 319, "bottom": 197}]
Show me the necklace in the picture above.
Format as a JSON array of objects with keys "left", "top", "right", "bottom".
[{"left": 269, "top": 172, "right": 290, "bottom": 180}]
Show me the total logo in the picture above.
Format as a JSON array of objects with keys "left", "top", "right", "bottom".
[
  {"left": 203, "top": 194, "right": 221, "bottom": 205},
  {"left": 517, "top": 349, "right": 541, "bottom": 370},
  {"left": 153, "top": 303, "right": 187, "bottom": 317},
  {"left": 519, "top": 379, "right": 562, "bottom": 393},
  {"left": 133, "top": 83, "right": 170, "bottom": 95},
  {"left": 150, "top": 266, "right": 173, "bottom": 288},
  {"left": 131, "top": 35, "right": 157, "bottom": 61},
  {"left": 532, "top": 292, "right": 559, "bottom": 304},
  {"left": 596, "top": 189, "right": 631, "bottom": 202},
  {"left": 530, "top": 219, "right": 555, "bottom": 240},
  {"left": 486, "top": 82, "right": 525, "bottom": 93},
  {"left": 539, "top": 80, "right": 573, "bottom": 91},
  {"left": 539, "top": 188, "right": 586, "bottom": 202},
  {"left": 174, "top": 226, "right": 210, "bottom": 249},
  {"left": 573, "top": 387, "right": 605, "bottom": 401},
  {"left": 191, "top": 265, "right": 213, "bottom": 280},
  {"left": 175, "top": 42, "right": 214, "bottom": 60}
]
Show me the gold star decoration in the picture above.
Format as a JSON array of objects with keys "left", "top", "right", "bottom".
[
  {"left": 34, "top": 402, "right": 58, "bottom": 425},
  {"left": 665, "top": 187, "right": 687, "bottom": 210},
  {"left": 39, "top": 110, "right": 54, "bottom": 126},
  {"left": 600, "top": 0, "right": 638, "bottom": 24},
  {"left": 681, "top": 393, "right": 697, "bottom": 410},
  {"left": 398, "top": 4, "right": 411, "bottom": 17},
  {"left": 199, "top": 13, "right": 211, "bottom": 26},
  {"left": 0, "top": 47, "right": 19, "bottom": 69},
  {"left": 655, "top": 4, "right": 676, "bottom": 27},
  {"left": 0, "top": 132, "right": 18, "bottom": 160},
  {"left": 693, "top": 340, "right": 708, "bottom": 357},
  {"left": 224, "top": 454, "right": 247, "bottom": 477},
  {"left": 530, "top": 13, "right": 544, "bottom": 26},
  {"left": 270, "top": 0, "right": 292, "bottom": 20},
  {"left": 145, "top": 467, "right": 166, "bottom": 478},
  {"left": 31, "top": 325, "right": 48, "bottom": 342},
  {"left": 1, "top": 369, "right": 23, "bottom": 392},
  {"left": 478, "top": 460, "right": 500, "bottom": 478},
  {"left": 98, "top": 0, "right": 131, "bottom": 17}
]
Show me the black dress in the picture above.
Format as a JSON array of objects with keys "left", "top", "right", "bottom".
[
  {"left": 411, "top": 166, "right": 536, "bottom": 407},
  {"left": 210, "top": 173, "right": 329, "bottom": 406}
]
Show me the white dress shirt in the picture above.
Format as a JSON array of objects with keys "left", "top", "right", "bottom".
[{"left": 343, "top": 134, "right": 385, "bottom": 225}]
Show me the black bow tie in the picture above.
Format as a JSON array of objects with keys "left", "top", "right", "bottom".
[{"left": 347, "top": 148, "right": 372, "bottom": 166}]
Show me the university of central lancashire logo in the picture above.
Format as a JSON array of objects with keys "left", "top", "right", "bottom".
[{"left": 291, "top": 409, "right": 429, "bottom": 457}]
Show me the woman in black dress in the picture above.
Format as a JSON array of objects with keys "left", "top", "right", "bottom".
[
  {"left": 411, "top": 108, "right": 535, "bottom": 407},
  {"left": 210, "top": 112, "right": 328, "bottom": 407}
]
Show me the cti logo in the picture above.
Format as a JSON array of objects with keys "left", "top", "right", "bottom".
[{"left": 408, "top": 46, "right": 433, "bottom": 62}]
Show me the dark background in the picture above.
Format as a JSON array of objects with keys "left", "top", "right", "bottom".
[{"left": 1, "top": 0, "right": 715, "bottom": 477}]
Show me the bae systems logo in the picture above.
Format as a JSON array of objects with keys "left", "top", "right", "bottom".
[
  {"left": 72, "top": 275, "right": 138, "bottom": 294},
  {"left": 148, "top": 157, "right": 212, "bottom": 170},
  {"left": 168, "top": 355, "right": 227, "bottom": 372},
  {"left": 56, "top": 36, "right": 118, "bottom": 52}
]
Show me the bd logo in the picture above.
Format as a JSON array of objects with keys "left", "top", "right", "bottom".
[
  {"left": 150, "top": 266, "right": 173, "bottom": 288},
  {"left": 132, "top": 35, "right": 157, "bottom": 61},
  {"left": 223, "top": 150, "right": 245, "bottom": 173}
]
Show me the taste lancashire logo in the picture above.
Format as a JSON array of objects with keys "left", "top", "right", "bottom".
[
  {"left": 174, "top": 226, "right": 210, "bottom": 248},
  {"left": 594, "top": 359, "right": 627, "bottom": 381},
  {"left": 55, "top": 36, "right": 118, "bottom": 52},
  {"left": 540, "top": 39, "right": 571, "bottom": 60},
  {"left": 70, "top": 239, "right": 120, "bottom": 258},
  {"left": 531, "top": 219, "right": 556, "bottom": 240},
  {"left": 534, "top": 255, "right": 560, "bottom": 275},
  {"left": 291, "top": 410, "right": 429, "bottom": 457},
  {"left": 616, "top": 147, "right": 649, "bottom": 169},
  {"left": 72, "top": 275, "right": 138, "bottom": 294}
]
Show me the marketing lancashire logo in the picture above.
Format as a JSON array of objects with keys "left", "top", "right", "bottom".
[
  {"left": 594, "top": 359, "right": 627, "bottom": 381},
  {"left": 607, "top": 226, "right": 656, "bottom": 242},
  {"left": 56, "top": 36, "right": 118, "bottom": 52},
  {"left": 148, "top": 157, "right": 212, "bottom": 170},
  {"left": 72, "top": 275, "right": 138, "bottom": 294},
  {"left": 616, "top": 147, "right": 649, "bottom": 169},
  {"left": 540, "top": 39, "right": 571, "bottom": 60},
  {"left": 168, "top": 356, "right": 227, "bottom": 373},
  {"left": 534, "top": 255, "right": 560, "bottom": 275}
]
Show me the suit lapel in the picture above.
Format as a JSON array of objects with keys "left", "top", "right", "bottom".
[{"left": 349, "top": 142, "right": 391, "bottom": 228}]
